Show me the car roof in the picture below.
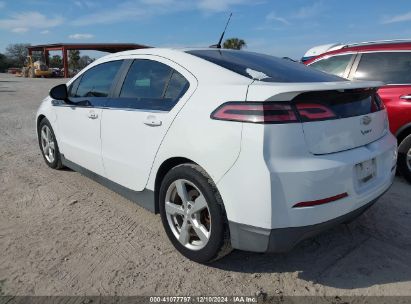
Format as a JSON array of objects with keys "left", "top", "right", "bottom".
[
  {"left": 70, "top": 47, "right": 255, "bottom": 86},
  {"left": 305, "top": 40, "right": 411, "bottom": 64}
]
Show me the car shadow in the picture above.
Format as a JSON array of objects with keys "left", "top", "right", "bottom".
[{"left": 211, "top": 203, "right": 411, "bottom": 289}]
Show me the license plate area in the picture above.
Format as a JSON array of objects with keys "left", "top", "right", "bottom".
[{"left": 355, "top": 158, "right": 377, "bottom": 186}]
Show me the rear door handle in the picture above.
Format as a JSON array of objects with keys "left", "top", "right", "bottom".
[
  {"left": 88, "top": 111, "right": 98, "bottom": 119},
  {"left": 400, "top": 95, "right": 411, "bottom": 100},
  {"left": 144, "top": 115, "right": 162, "bottom": 127}
]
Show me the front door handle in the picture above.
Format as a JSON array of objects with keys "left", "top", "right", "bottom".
[
  {"left": 144, "top": 115, "right": 162, "bottom": 127},
  {"left": 88, "top": 111, "right": 98, "bottom": 119},
  {"left": 400, "top": 94, "right": 411, "bottom": 100}
]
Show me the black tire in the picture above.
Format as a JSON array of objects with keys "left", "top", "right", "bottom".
[
  {"left": 38, "top": 118, "right": 63, "bottom": 169},
  {"left": 159, "top": 164, "right": 232, "bottom": 263},
  {"left": 398, "top": 134, "right": 411, "bottom": 184}
]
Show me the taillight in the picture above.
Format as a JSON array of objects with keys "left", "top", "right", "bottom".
[
  {"left": 296, "top": 103, "right": 336, "bottom": 121},
  {"left": 211, "top": 102, "right": 298, "bottom": 124}
]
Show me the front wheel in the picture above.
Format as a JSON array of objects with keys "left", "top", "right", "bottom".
[
  {"left": 38, "top": 118, "right": 63, "bottom": 169},
  {"left": 398, "top": 134, "right": 411, "bottom": 184},
  {"left": 159, "top": 164, "right": 231, "bottom": 263}
]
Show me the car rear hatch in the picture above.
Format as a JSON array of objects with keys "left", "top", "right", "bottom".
[{"left": 247, "top": 81, "right": 387, "bottom": 154}]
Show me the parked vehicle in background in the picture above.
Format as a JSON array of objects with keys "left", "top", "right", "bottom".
[
  {"left": 301, "top": 43, "right": 345, "bottom": 63},
  {"left": 37, "top": 48, "right": 396, "bottom": 263},
  {"left": 305, "top": 40, "right": 411, "bottom": 183}
]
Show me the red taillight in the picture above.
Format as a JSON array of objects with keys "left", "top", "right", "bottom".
[
  {"left": 292, "top": 192, "right": 348, "bottom": 208},
  {"left": 296, "top": 103, "right": 336, "bottom": 121},
  {"left": 211, "top": 102, "right": 298, "bottom": 124}
]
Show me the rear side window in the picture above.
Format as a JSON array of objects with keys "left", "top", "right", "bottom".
[
  {"left": 309, "top": 54, "right": 353, "bottom": 77},
  {"left": 354, "top": 52, "right": 411, "bottom": 84},
  {"left": 75, "top": 60, "right": 123, "bottom": 97},
  {"left": 187, "top": 50, "right": 344, "bottom": 83},
  {"left": 118, "top": 59, "right": 189, "bottom": 110}
]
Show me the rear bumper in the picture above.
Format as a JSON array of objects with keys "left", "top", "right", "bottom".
[{"left": 229, "top": 194, "right": 382, "bottom": 253}]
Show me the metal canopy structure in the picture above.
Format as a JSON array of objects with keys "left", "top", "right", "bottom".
[{"left": 27, "top": 43, "right": 150, "bottom": 78}]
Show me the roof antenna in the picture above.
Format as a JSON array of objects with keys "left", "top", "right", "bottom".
[{"left": 210, "top": 13, "right": 232, "bottom": 49}]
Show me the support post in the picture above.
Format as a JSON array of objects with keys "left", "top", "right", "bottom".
[
  {"left": 62, "top": 47, "right": 69, "bottom": 78},
  {"left": 44, "top": 50, "right": 50, "bottom": 66}
]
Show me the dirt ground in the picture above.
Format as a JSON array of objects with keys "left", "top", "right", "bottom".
[{"left": 0, "top": 73, "right": 411, "bottom": 298}]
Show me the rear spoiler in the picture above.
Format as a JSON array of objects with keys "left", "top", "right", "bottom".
[{"left": 247, "top": 80, "right": 384, "bottom": 101}]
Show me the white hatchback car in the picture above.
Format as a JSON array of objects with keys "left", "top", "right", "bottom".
[{"left": 36, "top": 48, "right": 397, "bottom": 263}]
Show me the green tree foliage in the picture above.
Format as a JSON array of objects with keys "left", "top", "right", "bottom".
[
  {"left": 223, "top": 38, "right": 246, "bottom": 50},
  {"left": 68, "top": 50, "right": 81, "bottom": 70},
  {"left": 49, "top": 55, "right": 62, "bottom": 68},
  {"left": 0, "top": 53, "right": 20, "bottom": 72},
  {"left": 5, "top": 43, "right": 31, "bottom": 67},
  {"left": 0, "top": 53, "right": 10, "bottom": 72}
]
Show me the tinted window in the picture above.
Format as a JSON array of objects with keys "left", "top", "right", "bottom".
[
  {"left": 164, "top": 71, "right": 189, "bottom": 101},
  {"left": 75, "top": 60, "right": 122, "bottom": 98},
  {"left": 68, "top": 76, "right": 82, "bottom": 97},
  {"left": 186, "top": 50, "right": 344, "bottom": 83},
  {"left": 118, "top": 59, "right": 189, "bottom": 110},
  {"left": 354, "top": 52, "right": 411, "bottom": 84},
  {"left": 309, "top": 54, "right": 353, "bottom": 77}
]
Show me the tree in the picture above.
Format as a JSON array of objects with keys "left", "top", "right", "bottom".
[
  {"left": 5, "top": 43, "right": 31, "bottom": 67},
  {"left": 49, "top": 55, "right": 62, "bottom": 68},
  {"left": 0, "top": 53, "right": 10, "bottom": 72},
  {"left": 78, "top": 55, "right": 94, "bottom": 69},
  {"left": 68, "top": 50, "right": 80, "bottom": 70},
  {"left": 223, "top": 38, "right": 246, "bottom": 50}
]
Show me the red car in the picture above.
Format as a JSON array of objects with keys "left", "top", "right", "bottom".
[{"left": 305, "top": 40, "right": 411, "bottom": 183}]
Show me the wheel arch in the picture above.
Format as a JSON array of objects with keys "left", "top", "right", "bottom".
[
  {"left": 154, "top": 157, "right": 196, "bottom": 213},
  {"left": 37, "top": 114, "right": 46, "bottom": 131}
]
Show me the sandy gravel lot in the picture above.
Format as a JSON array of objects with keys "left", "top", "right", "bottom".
[{"left": 0, "top": 73, "right": 411, "bottom": 299}]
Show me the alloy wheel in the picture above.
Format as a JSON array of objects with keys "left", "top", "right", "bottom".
[
  {"left": 165, "top": 179, "right": 211, "bottom": 250},
  {"left": 40, "top": 125, "right": 55, "bottom": 163},
  {"left": 407, "top": 147, "right": 411, "bottom": 172}
]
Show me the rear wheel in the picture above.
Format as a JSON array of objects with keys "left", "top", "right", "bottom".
[
  {"left": 398, "top": 134, "right": 411, "bottom": 184},
  {"left": 38, "top": 118, "right": 63, "bottom": 169},
  {"left": 159, "top": 164, "right": 231, "bottom": 263}
]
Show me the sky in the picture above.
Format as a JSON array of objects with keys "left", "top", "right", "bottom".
[{"left": 1, "top": 0, "right": 411, "bottom": 59}]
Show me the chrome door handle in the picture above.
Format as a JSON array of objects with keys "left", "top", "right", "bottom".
[
  {"left": 400, "top": 95, "right": 411, "bottom": 100},
  {"left": 88, "top": 111, "right": 98, "bottom": 119},
  {"left": 144, "top": 115, "right": 162, "bottom": 127}
]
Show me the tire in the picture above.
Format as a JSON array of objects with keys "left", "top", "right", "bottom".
[
  {"left": 38, "top": 118, "right": 63, "bottom": 169},
  {"left": 398, "top": 134, "right": 411, "bottom": 184},
  {"left": 159, "top": 164, "right": 232, "bottom": 263}
]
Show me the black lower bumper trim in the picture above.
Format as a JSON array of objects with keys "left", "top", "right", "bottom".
[{"left": 229, "top": 198, "right": 380, "bottom": 253}]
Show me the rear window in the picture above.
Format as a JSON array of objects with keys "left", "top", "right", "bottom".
[
  {"left": 354, "top": 52, "right": 411, "bottom": 84},
  {"left": 186, "top": 49, "right": 344, "bottom": 83}
]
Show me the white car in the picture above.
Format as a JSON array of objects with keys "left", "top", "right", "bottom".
[{"left": 36, "top": 48, "right": 397, "bottom": 263}]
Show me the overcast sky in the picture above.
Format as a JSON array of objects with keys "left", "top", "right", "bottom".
[{"left": 1, "top": 0, "right": 411, "bottom": 59}]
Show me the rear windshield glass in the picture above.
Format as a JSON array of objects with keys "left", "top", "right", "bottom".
[{"left": 186, "top": 50, "right": 345, "bottom": 83}]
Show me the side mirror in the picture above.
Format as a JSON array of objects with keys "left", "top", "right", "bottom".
[{"left": 49, "top": 84, "right": 68, "bottom": 101}]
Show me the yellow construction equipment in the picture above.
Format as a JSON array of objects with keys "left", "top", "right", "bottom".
[{"left": 22, "top": 56, "right": 53, "bottom": 78}]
